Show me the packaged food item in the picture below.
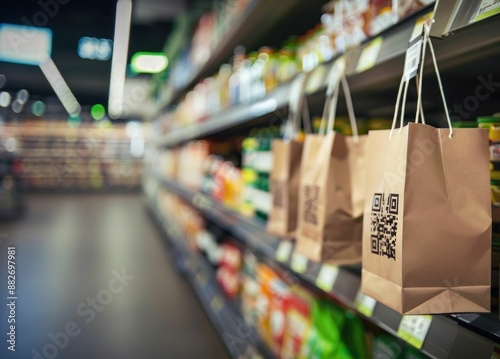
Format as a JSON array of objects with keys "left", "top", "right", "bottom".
[
  {"left": 478, "top": 116, "right": 500, "bottom": 176},
  {"left": 255, "top": 264, "right": 290, "bottom": 356},
  {"left": 281, "top": 286, "right": 315, "bottom": 359},
  {"left": 277, "top": 45, "right": 299, "bottom": 84},
  {"left": 394, "top": 0, "right": 430, "bottom": 19},
  {"left": 339, "top": 0, "right": 369, "bottom": 51},
  {"left": 299, "top": 299, "right": 354, "bottom": 359},
  {"left": 241, "top": 251, "right": 260, "bottom": 325}
]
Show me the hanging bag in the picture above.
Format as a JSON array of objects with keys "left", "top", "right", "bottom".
[
  {"left": 267, "top": 74, "right": 311, "bottom": 236},
  {"left": 361, "top": 25, "right": 491, "bottom": 314},
  {"left": 295, "top": 58, "right": 368, "bottom": 265}
]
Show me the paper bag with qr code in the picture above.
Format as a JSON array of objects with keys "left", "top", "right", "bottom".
[
  {"left": 267, "top": 139, "right": 304, "bottom": 236},
  {"left": 295, "top": 68, "right": 368, "bottom": 265},
  {"left": 361, "top": 123, "right": 491, "bottom": 314},
  {"left": 295, "top": 130, "right": 368, "bottom": 265}
]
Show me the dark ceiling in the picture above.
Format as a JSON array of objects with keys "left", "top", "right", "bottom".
[{"left": 0, "top": 0, "right": 185, "bottom": 108}]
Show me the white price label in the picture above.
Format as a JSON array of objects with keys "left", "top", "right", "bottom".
[
  {"left": 354, "top": 290, "right": 377, "bottom": 317},
  {"left": 397, "top": 315, "right": 433, "bottom": 349},
  {"left": 210, "top": 295, "right": 224, "bottom": 312},
  {"left": 196, "top": 272, "right": 207, "bottom": 285},
  {"left": 275, "top": 241, "right": 293, "bottom": 263},
  {"left": 290, "top": 252, "right": 308, "bottom": 274},
  {"left": 473, "top": 0, "right": 500, "bottom": 22},
  {"left": 356, "top": 37, "right": 383, "bottom": 73},
  {"left": 315, "top": 265, "right": 339, "bottom": 292},
  {"left": 403, "top": 39, "right": 423, "bottom": 82}
]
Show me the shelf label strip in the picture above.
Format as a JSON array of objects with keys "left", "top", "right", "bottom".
[
  {"left": 315, "top": 265, "right": 339, "bottom": 292},
  {"left": 354, "top": 290, "right": 377, "bottom": 318},
  {"left": 356, "top": 37, "right": 383, "bottom": 73},
  {"left": 397, "top": 314, "right": 433, "bottom": 349},
  {"left": 275, "top": 241, "right": 293, "bottom": 263},
  {"left": 290, "top": 252, "right": 308, "bottom": 274}
]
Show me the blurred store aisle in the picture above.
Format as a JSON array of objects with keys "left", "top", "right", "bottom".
[{"left": 0, "top": 194, "right": 230, "bottom": 359}]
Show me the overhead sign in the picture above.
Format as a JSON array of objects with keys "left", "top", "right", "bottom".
[{"left": 0, "top": 23, "right": 52, "bottom": 65}]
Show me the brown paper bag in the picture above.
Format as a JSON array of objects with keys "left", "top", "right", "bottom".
[
  {"left": 268, "top": 74, "right": 310, "bottom": 236},
  {"left": 362, "top": 28, "right": 491, "bottom": 314},
  {"left": 296, "top": 133, "right": 367, "bottom": 264},
  {"left": 267, "top": 140, "right": 303, "bottom": 235},
  {"left": 295, "top": 68, "right": 368, "bottom": 265},
  {"left": 362, "top": 123, "right": 491, "bottom": 314}
]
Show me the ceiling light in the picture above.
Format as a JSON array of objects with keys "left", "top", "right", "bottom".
[
  {"left": 12, "top": 99, "right": 23, "bottom": 113},
  {"left": 131, "top": 52, "right": 168, "bottom": 74},
  {"left": 108, "top": 0, "right": 133, "bottom": 119},
  {"left": 0, "top": 91, "right": 11, "bottom": 107},
  {"left": 39, "top": 58, "right": 81, "bottom": 116},
  {"left": 16, "top": 89, "right": 29, "bottom": 104}
]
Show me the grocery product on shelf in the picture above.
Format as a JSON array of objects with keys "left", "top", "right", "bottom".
[
  {"left": 241, "top": 128, "right": 278, "bottom": 221},
  {"left": 1, "top": 121, "right": 143, "bottom": 190},
  {"left": 296, "top": 69, "right": 367, "bottom": 265},
  {"left": 216, "top": 242, "right": 243, "bottom": 298},
  {"left": 281, "top": 286, "right": 314, "bottom": 359},
  {"left": 299, "top": 299, "right": 365, "bottom": 359}
]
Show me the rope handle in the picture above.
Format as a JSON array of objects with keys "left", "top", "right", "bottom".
[
  {"left": 318, "top": 58, "right": 360, "bottom": 141},
  {"left": 284, "top": 73, "right": 311, "bottom": 141},
  {"left": 390, "top": 25, "right": 453, "bottom": 139}
]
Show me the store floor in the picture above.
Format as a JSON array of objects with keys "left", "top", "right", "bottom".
[{"left": 0, "top": 193, "right": 230, "bottom": 359}]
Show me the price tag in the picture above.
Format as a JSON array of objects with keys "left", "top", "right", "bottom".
[
  {"left": 473, "top": 0, "right": 500, "bottom": 23},
  {"left": 403, "top": 38, "right": 423, "bottom": 82},
  {"left": 356, "top": 37, "right": 383, "bottom": 73},
  {"left": 210, "top": 295, "right": 224, "bottom": 312},
  {"left": 315, "top": 265, "right": 339, "bottom": 292},
  {"left": 397, "top": 315, "right": 433, "bottom": 349},
  {"left": 290, "top": 252, "right": 308, "bottom": 274},
  {"left": 411, "top": 12, "right": 434, "bottom": 42},
  {"left": 354, "top": 290, "right": 377, "bottom": 318},
  {"left": 196, "top": 272, "right": 207, "bottom": 286},
  {"left": 193, "top": 193, "right": 212, "bottom": 211},
  {"left": 275, "top": 241, "right": 293, "bottom": 263}
]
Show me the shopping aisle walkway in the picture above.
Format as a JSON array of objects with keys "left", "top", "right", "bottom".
[{"left": 0, "top": 194, "right": 230, "bottom": 359}]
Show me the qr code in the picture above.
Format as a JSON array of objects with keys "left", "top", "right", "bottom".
[
  {"left": 370, "top": 193, "right": 399, "bottom": 260},
  {"left": 272, "top": 179, "right": 284, "bottom": 208},
  {"left": 304, "top": 185, "right": 319, "bottom": 225}
]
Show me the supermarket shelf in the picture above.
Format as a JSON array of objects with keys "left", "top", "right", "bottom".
[
  {"left": 24, "top": 186, "right": 141, "bottom": 193},
  {"left": 19, "top": 157, "right": 143, "bottom": 162},
  {"left": 155, "top": 9, "right": 500, "bottom": 148},
  {"left": 144, "top": 192, "right": 276, "bottom": 359},
  {"left": 149, "top": 174, "right": 499, "bottom": 359},
  {"left": 155, "top": 0, "right": 324, "bottom": 114},
  {"left": 157, "top": 82, "right": 290, "bottom": 147}
]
